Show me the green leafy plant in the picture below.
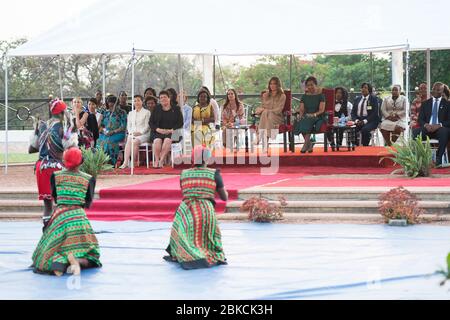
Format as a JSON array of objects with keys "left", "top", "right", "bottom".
[
  {"left": 437, "top": 253, "right": 450, "bottom": 286},
  {"left": 240, "top": 196, "right": 286, "bottom": 223},
  {"left": 79, "top": 147, "right": 113, "bottom": 178},
  {"left": 381, "top": 135, "right": 433, "bottom": 178},
  {"left": 378, "top": 186, "right": 424, "bottom": 224}
]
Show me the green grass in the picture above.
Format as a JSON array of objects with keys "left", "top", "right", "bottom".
[{"left": 0, "top": 153, "right": 38, "bottom": 164}]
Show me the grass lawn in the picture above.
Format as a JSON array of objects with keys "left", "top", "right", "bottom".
[{"left": 0, "top": 153, "right": 38, "bottom": 164}]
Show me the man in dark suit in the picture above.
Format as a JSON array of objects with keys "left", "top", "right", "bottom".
[
  {"left": 351, "top": 83, "right": 381, "bottom": 146},
  {"left": 413, "top": 82, "right": 450, "bottom": 167}
]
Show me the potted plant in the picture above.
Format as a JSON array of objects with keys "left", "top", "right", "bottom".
[
  {"left": 79, "top": 147, "right": 113, "bottom": 178},
  {"left": 378, "top": 186, "right": 424, "bottom": 226},
  {"left": 381, "top": 136, "right": 433, "bottom": 178},
  {"left": 240, "top": 195, "right": 286, "bottom": 223}
]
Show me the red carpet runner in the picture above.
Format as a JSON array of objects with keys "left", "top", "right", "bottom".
[{"left": 86, "top": 173, "right": 294, "bottom": 221}]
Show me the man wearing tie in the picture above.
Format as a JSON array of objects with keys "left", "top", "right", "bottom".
[
  {"left": 351, "top": 83, "right": 381, "bottom": 146},
  {"left": 413, "top": 82, "right": 450, "bottom": 168}
]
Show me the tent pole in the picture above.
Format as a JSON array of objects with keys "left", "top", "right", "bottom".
[
  {"left": 57, "top": 55, "right": 63, "bottom": 101},
  {"left": 3, "top": 55, "right": 8, "bottom": 174},
  {"left": 405, "top": 43, "right": 411, "bottom": 139},
  {"left": 426, "top": 49, "right": 431, "bottom": 99},
  {"left": 102, "top": 54, "right": 106, "bottom": 105},
  {"left": 130, "top": 48, "right": 135, "bottom": 176},
  {"left": 213, "top": 55, "right": 216, "bottom": 98},
  {"left": 177, "top": 54, "right": 184, "bottom": 106}
]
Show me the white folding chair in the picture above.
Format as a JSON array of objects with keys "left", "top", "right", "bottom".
[
  {"left": 428, "top": 139, "right": 449, "bottom": 165},
  {"left": 137, "top": 142, "right": 151, "bottom": 168}
]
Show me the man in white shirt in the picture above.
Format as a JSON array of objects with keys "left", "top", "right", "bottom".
[{"left": 351, "top": 83, "right": 381, "bottom": 146}]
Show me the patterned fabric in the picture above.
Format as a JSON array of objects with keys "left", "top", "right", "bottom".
[
  {"left": 35, "top": 119, "right": 65, "bottom": 200},
  {"left": 165, "top": 167, "right": 226, "bottom": 269},
  {"left": 31, "top": 170, "right": 101, "bottom": 274},
  {"left": 35, "top": 161, "right": 61, "bottom": 201},
  {"left": 97, "top": 108, "right": 127, "bottom": 165},
  {"left": 53, "top": 170, "right": 91, "bottom": 206},
  {"left": 192, "top": 104, "right": 215, "bottom": 148},
  {"left": 37, "top": 119, "right": 64, "bottom": 169},
  {"left": 410, "top": 96, "right": 427, "bottom": 128},
  {"left": 222, "top": 103, "right": 244, "bottom": 128}
]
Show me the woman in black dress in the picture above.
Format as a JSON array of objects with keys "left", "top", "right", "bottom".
[{"left": 149, "top": 90, "right": 183, "bottom": 168}]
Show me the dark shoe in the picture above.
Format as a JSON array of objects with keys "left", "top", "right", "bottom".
[
  {"left": 435, "top": 162, "right": 444, "bottom": 169},
  {"left": 163, "top": 255, "right": 177, "bottom": 263},
  {"left": 308, "top": 142, "right": 314, "bottom": 153},
  {"left": 330, "top": 143, "right": 336, "bottom": 152},
  {"left": 300, "top": 142, "right": 309, "bottom": 154}
]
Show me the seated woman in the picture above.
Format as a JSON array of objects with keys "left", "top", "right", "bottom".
[
  {"left": 72, "top": 97, "right": 94, "bottom": 149},
  {"left": 410, "top": 83, "right": 428, "bottom": 129},
  {"left": 221, "top": 88, "right": 245, "bottom": 148},
  {"left": 97, "top": 95, "right": 127, "bottom": 166},
  {"left": 144, "top": 95, "right": 158, "bottom": 113},
  {"left": 73, "top": 97, "right": 99, "bottom": 149},
  {"left": 380, "top": 85, "right": 407, "bottom": 146},
  {"left": 31, "top": 147, "right": 101, "bottom": 276},
  {"left": 86, "top": 98, "right": 101, "bottom": 146},
  {"left": 255, "top": 77, "right": 286, "bottom": 151},
  {"left": 149, "top": 90, "right": 183, "bottom": 168},
  {"left": 326, "top": 87, "right": 353, "bottom": 149},
  {"left": 293, "top": 76, "right": 326, "bottom": 153},
  {"left": 192, "top": 89, "right": 216, "bottom": 148},
  {"left": 164, "top": 145, "right": 228, "bottom": 270},
  {"left": 119, "top": 95, "right": 151, "bottom": 169}
]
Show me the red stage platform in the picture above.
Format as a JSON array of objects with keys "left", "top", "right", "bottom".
[
  {"left": 88, "top": 146, "right": 440, "bottom": 222},
  {"left": 107, "top": 146, "right": 394, "bottom": 175}
]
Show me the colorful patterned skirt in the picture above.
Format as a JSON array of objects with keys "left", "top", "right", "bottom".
[
  {"left": 97, "top": 132, "right": 125, "bottom": 165},
  {"left": 31, "top": 205, "right": 101, "bottom": 274},
  {"left": 165, "top": 198, "right": 226, "bottom": 269}
]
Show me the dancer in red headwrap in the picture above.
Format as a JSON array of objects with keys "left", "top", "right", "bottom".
[
  {"left": 31, "top": 147, "right": 101, "bottom": 276},
  {"left": 32, "top": 99, "right": 68, "bottom": 229}
]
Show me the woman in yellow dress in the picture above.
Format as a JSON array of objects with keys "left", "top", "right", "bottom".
[{"left": 192, "top": 89, "right": 216, "bottom": 148}]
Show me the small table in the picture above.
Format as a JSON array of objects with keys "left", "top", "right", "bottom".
[
  {"left": 331, "top": 125, "right": 356, "bottom": 151},
  {"left": 226, "top": 125, "right": 252, "bottom": 152}
]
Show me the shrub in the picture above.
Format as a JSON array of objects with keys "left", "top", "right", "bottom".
[
  {"left": 382, "top": 136, "right": 433, "bottom": 178},
  {"left": 378, "top": 186, "right": 424, "bottom": 224},
  {"left": 240, "top": 195, "right": 286, "bottom": 222},
  {"left": 79, "top": 147, "right": 113, "bottom": 178}
]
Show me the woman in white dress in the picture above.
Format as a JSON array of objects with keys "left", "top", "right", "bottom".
[
  {"left": 119, "top": 95, "right": 151, "bottom": 168},
  {"left": 380, "top": 85, "right": 407, "bottom": 146}
]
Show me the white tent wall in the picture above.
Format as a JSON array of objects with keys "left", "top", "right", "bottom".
[
  {"left": 8, "top": 0, "right": 450, "bottom": 57},
  {"left": 4, "top": 0, "right": 450, "bottom": 173}
]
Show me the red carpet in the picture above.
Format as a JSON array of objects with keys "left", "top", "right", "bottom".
[
  {"left": 86, "top": 173, "right": 293, "bottom": 221},
  {"left": 265, "top": 177, "right": 450, "bottom": 188}
]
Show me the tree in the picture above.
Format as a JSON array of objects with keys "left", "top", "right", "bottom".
[{"left": 409, "top": 50, "right": 450, "bottom": 90}]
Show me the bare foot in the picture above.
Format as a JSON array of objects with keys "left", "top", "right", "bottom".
[
  {"left": 54, "top": 270, "right": 63, "bottom": 277},
  {"left": 67, "top": 253, "right": 81, "bottom": 276}
]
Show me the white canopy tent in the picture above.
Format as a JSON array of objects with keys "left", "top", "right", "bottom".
[{"left": 4, "top": 0, "right": 450, "bottom": 173}]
